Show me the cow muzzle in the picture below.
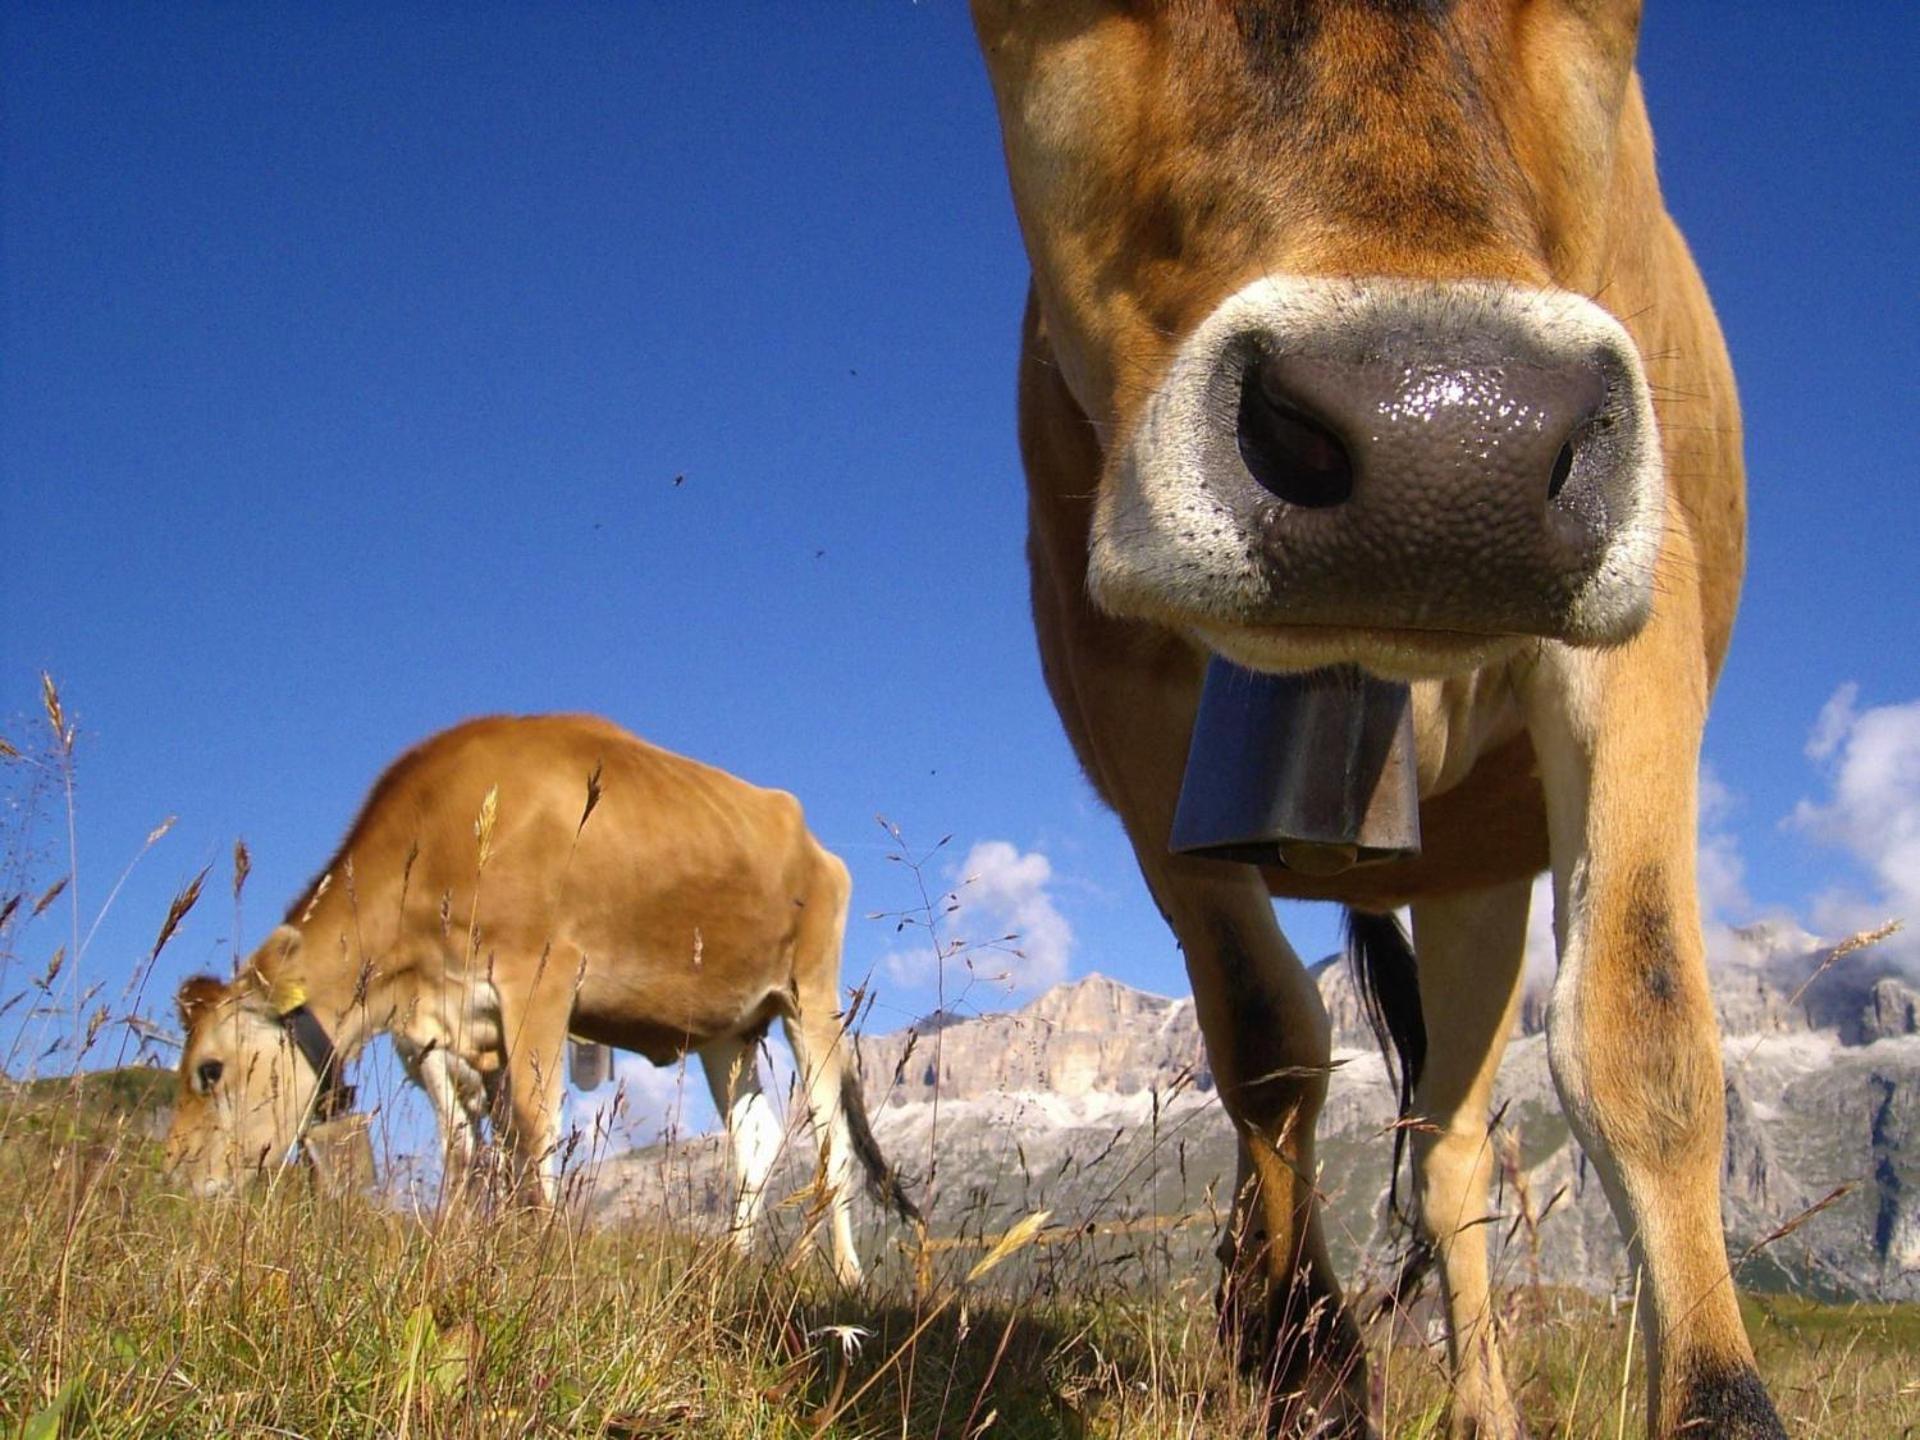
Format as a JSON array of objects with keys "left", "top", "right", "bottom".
[{"left": 1092, "top": 278, "right": 1665, "bottom": 678}]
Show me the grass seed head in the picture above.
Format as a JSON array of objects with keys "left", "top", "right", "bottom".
[
  {"left": 578, "top": 761, "right": 603, "bottom": 837},
  {"left": 41, "top": 671, "right": 73, "bottom": 752},
  {"left": 32, "top": 874, "right": 69, "bottom": 918},
  {"left": 300, "top": 872, "right": 332, "bottom": 924},
  {"left": 149, "top": 866, "right": 211, "bottom": 964},
  {"left": 475, "top": 784, "right": 500, "bottom": 870}
]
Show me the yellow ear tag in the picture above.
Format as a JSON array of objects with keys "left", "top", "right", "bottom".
[{"left": 270, "top": 977, "right": 308, "bottom": 1015}]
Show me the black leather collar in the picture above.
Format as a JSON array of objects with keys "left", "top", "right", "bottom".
[{"left": 280, "top": 1005, "right": 355, "bottom": 1120}]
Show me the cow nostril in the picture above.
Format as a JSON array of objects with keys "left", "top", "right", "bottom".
[
  {"left": 1236, "top": 363, "right": 1354, "bottom": 509},
  {"left": 1547, "top": 439, "right": 1576, "bottom": 500}
]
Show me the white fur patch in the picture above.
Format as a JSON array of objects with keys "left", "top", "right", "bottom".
[
  {"left": 395, "top": 977, "right": 504, "bottom": 1171},
  {"left": 726, "top": 1089, "right": 782, "bottom": 1239}
]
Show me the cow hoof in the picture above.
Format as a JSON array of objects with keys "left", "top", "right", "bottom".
[
  {"left": 1214, "top": 1272, "right": 1274, "bottom": 1375},
  {"left": 1265, "top": 1389, "right": 1376, "bottom": 1440},
  {"left": 1457, "top": 1413, "right": 1529, "bottom": 1440},
  {"left": 1673, "top": 1363, "right": 1787, "bottom": 1438},
  {"left": 1259, "top": 1357, "right": 1375, "bottom": 1440}
]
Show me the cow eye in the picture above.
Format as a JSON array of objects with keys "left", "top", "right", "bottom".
[{"left": 196, "top": 1059, "right": 225, "bottom": 1092}]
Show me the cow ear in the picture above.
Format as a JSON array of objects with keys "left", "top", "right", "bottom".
[
  {"left": 176, "top": 974, "right": 229, "bottom": 1032},
  {"left": 252, "top": 925, "right": 308, "bottom": 1015}
]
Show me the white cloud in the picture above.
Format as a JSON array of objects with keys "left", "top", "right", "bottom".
[
  {"left": 880, "top": 839, "right": 1074, "bottom": 997},
  {"left": 566, "top": 1051, "right": 715, "bottom": 1157},
  {"left": 1698, "top": 762, "right": 1739, "bottom": 827},
  {"left": 1790, "top": 686, "right": 1920, "bottom": 964},
  {"left": 1804, "top": 682, "right": 1861, "bottom": 764},
  {"left": 561, "top": 1031, "right": 823, "bottom": 1168},
  {"left": 1522, "top": 872, "right": 1557, "bottom": 981},
  {"left": 1697, "top": 761, "right": 1753, "bottom": 923},
  {"left": 878, "top": 942, "right": 941, "bottom": 991}
]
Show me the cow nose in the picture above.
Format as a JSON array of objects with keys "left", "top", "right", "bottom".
[
  {"left": 1095, "top": 280, "right": 1664, "bottom": 652},
  {"left": 1236, "top": 350, "right": 1607, "bottom": 518},
  {"left": 1235, "top": 364, "right": 1356, "bottom": 509},
  {"left": 1210, "top": 320, "right": 1641, "bottom": 641}
]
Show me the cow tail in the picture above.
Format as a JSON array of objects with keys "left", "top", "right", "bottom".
[
  {"left": 839, "top": 1065, "right": 922, "bottom": 1226},
  {"left": 1344, "top": 908, "right": 1426, "bottom": 1231}
]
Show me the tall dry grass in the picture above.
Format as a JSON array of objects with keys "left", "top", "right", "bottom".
[
  {"left": 6, "top": 1103, "right": 1918, "bottom": 1439},
  {"left": 4, "top": 680, "right": 1916, "bottom": 1438}
]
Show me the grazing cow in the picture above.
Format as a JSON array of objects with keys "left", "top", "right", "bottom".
[
  {"left": 969, "top": 3, "right": 1776, "bottom": 1436},
  {"left": 163, "top": 714, "right": 917, "bottom": 1284}
]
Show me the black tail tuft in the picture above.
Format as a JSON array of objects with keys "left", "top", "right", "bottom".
[
  {"left": 1366, "top": 1233, "right": 1438, "bottom": 1322},
  {"left": 840, "top": 1066, "right": 922, "bottom": 1227},
  {"left": 1345, "top": 908, "right": 1426, "bottom": 1227}
]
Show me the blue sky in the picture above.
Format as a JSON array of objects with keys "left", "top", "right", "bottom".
[{"left": 3, "top": 5, "right": 1916, "bottom": 1131}]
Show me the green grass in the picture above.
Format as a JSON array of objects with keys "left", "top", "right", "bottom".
[
  {"left": 4, "top": 693, "right": 1914, "bottom": 1438},
  {"left": 4, "top": 1082, "right": 1916, "bottom": 1439}
]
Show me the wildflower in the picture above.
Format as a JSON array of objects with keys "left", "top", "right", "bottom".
[{"left": 810, "top": 1324, "right": 872, "bottom": 1362}]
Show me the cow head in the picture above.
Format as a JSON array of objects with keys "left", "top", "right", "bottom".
[
  {"left": 973, "top": 0, "right": 1661, "bottom": 678},
  {"left": 162, "top": 926, "right": 325, "bottom": 1193}
]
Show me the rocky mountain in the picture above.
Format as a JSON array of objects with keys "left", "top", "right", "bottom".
[
  {"left": 857, "top": 973, "right": 1211, "bottom": 1106},
  {"left": 591, "top": 921, "right": 1920, "bottom": 1302}
]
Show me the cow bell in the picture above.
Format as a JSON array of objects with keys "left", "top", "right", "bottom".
[
  {"left": 1171, "top": 659, "right": 1420, "bottom": 875},
  {"left": 569, "top": 1039, "right": 612, "bottom": 1090}
]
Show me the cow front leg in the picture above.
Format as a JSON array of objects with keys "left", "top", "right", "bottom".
[
  {"left": 1524, "top": 643, "right": 1785, "bottom": 1439},
  {"left": 409, "top": 1044, "right": 485, "bottom": 1203},
  {"left": 495, "top": 978, "right": 572, "bottom": 1207},
  {"left": 1145, "top": 857, "right": 1373, "bottom": 1438},
  {"left": 1407, "top": 880, "right": 1533, "bottom": 1440}
]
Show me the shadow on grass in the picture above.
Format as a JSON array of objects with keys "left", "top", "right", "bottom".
[{"left": 772, "top": 1293, "right": 1115, "bottom": 1439}]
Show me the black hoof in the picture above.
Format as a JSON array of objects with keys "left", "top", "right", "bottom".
[
  {"left": 1263, "top": 1387, "right": 1376, "bottom": 1440},
  {"left": 1674, "top": 1364, "right": 1788, "bottom": 1438}
]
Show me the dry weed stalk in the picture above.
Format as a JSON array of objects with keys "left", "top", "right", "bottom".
[{"left": 3, "top": 692, "right": 1917, "bottom": 1436}]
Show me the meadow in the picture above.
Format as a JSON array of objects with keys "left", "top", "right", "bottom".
[
  {"left": 5, "top": 683, "right": 1916, "bottom": 1438},
  {"left": 4, "top": 1066, "right": 1918, "bottom": 1439}
]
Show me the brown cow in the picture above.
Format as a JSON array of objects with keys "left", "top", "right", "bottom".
[
  {"left": 970, "top": 3, "right": 1776, "bottom": 1437},
  {"left": 163, "top": 714, "right": 917, "bottom": 1284}
]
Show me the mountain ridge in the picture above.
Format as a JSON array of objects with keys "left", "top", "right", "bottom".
[{"left": 593, "top": 925, "right": 1920, "bottom": 1302}]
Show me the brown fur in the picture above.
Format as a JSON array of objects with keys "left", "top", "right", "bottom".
[
  {"left": 174, "top": 975, "right": 228, "bottom": 1032},
  {"left": 974, "top": 2, "right": 1773, "bottom": 1435},
  {"left": 164, "top": 714, "right": 908, "bottom": 1282}
]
